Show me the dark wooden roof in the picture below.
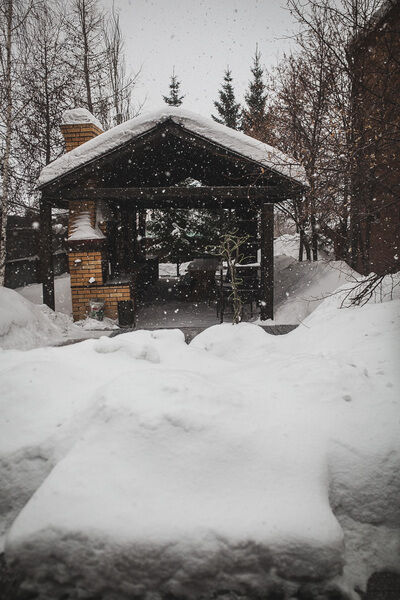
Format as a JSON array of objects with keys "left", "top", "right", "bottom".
[{"left": 40, "top": 110, "right": 307, "bottom": 209}]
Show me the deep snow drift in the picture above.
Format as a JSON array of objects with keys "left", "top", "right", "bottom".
[
  {"left": 0, "top": 283, "right": 112, "bottom": 350},
  {"left": 1, "top": 275, "right": 399, "bottom": 599},
  {"left": 0, "top": 285, "right": 80, "bottom": 350}
]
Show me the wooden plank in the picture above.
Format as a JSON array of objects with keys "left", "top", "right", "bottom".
[
  {"left": 61, "top": 185, "right": 281, "bottom": 200},
  {"left": 39, "top": 198, "right": 55, "bottom": 310},
  {"left": 260, "top": 203, "right": 274, "bottom": 321},
  {"left": 44, "top": 186, "right": 289, "bottom": 211}
]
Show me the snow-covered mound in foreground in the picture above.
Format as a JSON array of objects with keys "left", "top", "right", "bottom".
[
  {"left": 0, "top": 286, "right": 90, "bottom": 350},
  {"left": 0, "top": 286, "right": 68, "bottom": 350},
  {"left": 1, "top": 278, "right": 400, "bottom": 599}
]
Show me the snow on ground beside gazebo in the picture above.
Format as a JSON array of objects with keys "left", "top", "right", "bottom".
[
  {"left": 0, "top": 275, "right": 399, "bottom": 599},
  {"left": 0, "top": 278, "right": 114, "bottom": 351},
  {"left": 0, "top": 285, "right": 79, "bottom": 350}
]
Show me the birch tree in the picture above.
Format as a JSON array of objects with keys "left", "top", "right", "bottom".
[{"left": 0, "top": 0, "right": 32, "bottom": 285}]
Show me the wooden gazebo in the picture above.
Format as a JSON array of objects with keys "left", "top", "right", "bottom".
[{"left": 38, "top": 107, "right": 307, "bottom": 322}]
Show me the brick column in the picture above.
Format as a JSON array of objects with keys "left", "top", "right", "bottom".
[{"left": 60, "top": 122, "right": 103, "bottom": 152}]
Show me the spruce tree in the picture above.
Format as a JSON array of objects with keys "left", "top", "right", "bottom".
[
  {"left": 242, "top": 46, "right": 268, "bottom": 140},
  {"left": 212, "top": 67, "right": 241, "bottom": 130},
  {"left": 163, "top": 68, "right": 184, "bottom": 106}
]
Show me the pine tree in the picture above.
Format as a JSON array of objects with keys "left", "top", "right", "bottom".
[
  {"left": 163, "top": 68, "right": 184, "bottom": 107},
  {"left": 242, "top": 46, "right": 269, "bottom": 140},
  {"left": 212, "top": 67, "right": 241, "bottom": 130}
]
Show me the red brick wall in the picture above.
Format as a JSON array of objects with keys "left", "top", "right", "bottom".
[
  {"left": 71, "top": 284, "right": 132, "bottom": 321},
  {"left": 69, "top": 251, "right": 104, "bottom": 287},
  {"left": 351, "top": 3, "right": 400, "bottom": 274},
  {"left": 60, "top": 123, "right": 103, "bottom": 152}
]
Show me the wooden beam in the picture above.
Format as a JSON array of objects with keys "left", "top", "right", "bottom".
[
  {"left": 64, "top": 186, "right": 282, "bottom": 200},
  {"left": 260, "top": 203, "right": 274, "bottom": 321},
  {"left": 39, "top": 198, "right": 55, "bottom": 310},
  {"left": 45, "top": 186, "right": 291, "bottom": 209}
]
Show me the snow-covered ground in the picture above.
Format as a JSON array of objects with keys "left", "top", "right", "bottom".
[
  {"left": 0, "top": 278, "right": 115, "bottom": 350},
  {"left": 159, "top": 261, "right": 190, "bottom": 278},
  {"left": 1, "top": 273, "right": 399, "bottom": 599},
  {"left": 267, "top": 257, "right": 355, "bottom": 325}
]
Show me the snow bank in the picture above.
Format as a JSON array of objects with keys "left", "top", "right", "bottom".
[
  {"left": 0, "top": 286, "right": 103, "bottom": 351},
  {"left": 265, "top": 259, "right": 357, "bottom": 325},
  {"left": 39, "top": 107, "right": 307, "bottom": 187},
  {"left": 61, "top": 108, "right": 103, "bottom": 131},
  {"left": 1, "top": 275, "right": 399, "bottom": 598},
  {"left": 0, "top": 287, "right": 69, "bottom": 350}
]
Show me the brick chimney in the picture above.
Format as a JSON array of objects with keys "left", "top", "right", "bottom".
[{"left": 60, "top": 108, "right": 103, "bottom": 152}]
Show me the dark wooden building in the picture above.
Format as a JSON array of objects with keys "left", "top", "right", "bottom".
[
  {"left": 38, "top": 107, "right": 306, "bottom": 322},
  {"left": 350, "top": 0, "right": 400, "bottom": 275}
]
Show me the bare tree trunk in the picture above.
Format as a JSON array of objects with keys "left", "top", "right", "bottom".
[
  {"left": 80, "top": 0, "right": 93, "bottom": 113},
  {"left": 299, "top": 229, "right": 304, "bottom": 262},
  {"left": 310, "top": 212, "right": 318, "bottom": 261},
  {"left": 0, "top": 0, "right": 13, "bottom": 286}
]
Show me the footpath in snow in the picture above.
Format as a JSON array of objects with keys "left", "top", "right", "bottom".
[{"left": 0, "top": 271, "right": 399, "bottom": 599}]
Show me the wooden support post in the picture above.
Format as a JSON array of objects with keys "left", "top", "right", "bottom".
[
  {"left": 40, "top": 198, "right": 55, "bottom": 310},
  {"left": 138, "top": 209, "right": 146, "bottom": 256},
  {"left": 236, "top": 205, "right": 258, "bottom": 262},
  {"left": 120, "top": 203, "right": 137, "bottom": 272},
  {"left": 260, "top": 203, "right": 274, "bottom": 321}
]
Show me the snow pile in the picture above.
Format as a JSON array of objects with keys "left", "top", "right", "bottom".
[
  {"left": 0, "top": 287, "right": 70, "bottom": 350},
  {"left": 266, "top": 258, "right": 357, "bottom": 325},
  {"left": 0, "top": 286, "right": 103, "bottom": 350},
  {"left": 1, "top": 276, "right": 399, "bottom": 598},
  {"left": 39, "top": 107, "right": 307, "bottom": 187},
  {"left": 68, "top": 211, "right": 105, "bottom": 241},
  {"left": 61, "top": 108, "right": 103, "bottom": 131},
  {"left": 75, "top": 316, "right": 119, "bottom": 330}
]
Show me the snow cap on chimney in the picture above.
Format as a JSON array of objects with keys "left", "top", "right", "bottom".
[{"left": 61, "top": 108, "right": 103, "bottom": 130}]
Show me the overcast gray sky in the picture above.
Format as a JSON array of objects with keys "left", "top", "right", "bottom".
[{"left": 107, "top": 0, "right": 299, "bottom": 118}]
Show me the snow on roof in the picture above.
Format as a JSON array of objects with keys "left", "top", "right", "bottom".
[
  {"left": 39, "top": 107, "right": 307, "bottom": 188},
  {"left": 61, "top": 108, "right": 103, "bottom": 131}
]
